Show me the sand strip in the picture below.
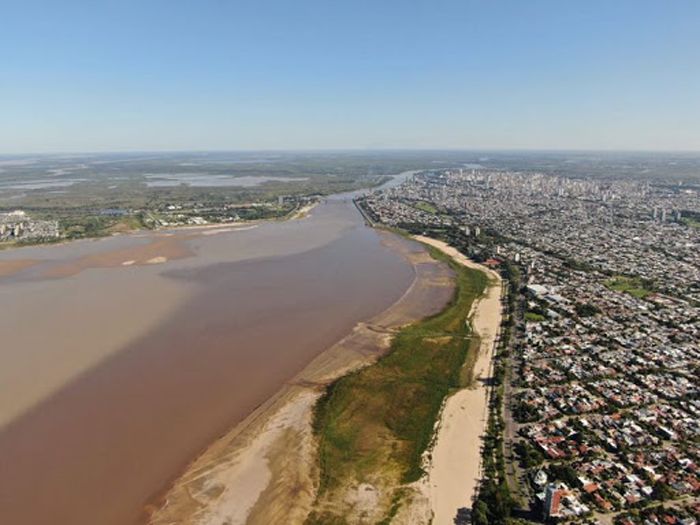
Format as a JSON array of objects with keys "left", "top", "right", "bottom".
[
  {"left": 288, "top": 202, "right": 318, "bottom": 221},
  {"left": 411, "top": 236, "right": 503, "bottom": 524}
]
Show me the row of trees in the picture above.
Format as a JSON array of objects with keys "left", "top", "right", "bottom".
[{"left": 472, "top": 261, "right": 521, "bottom": 525}]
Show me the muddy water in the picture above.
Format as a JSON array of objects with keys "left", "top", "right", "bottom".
[{"left": 0, "top": 193, "right": 430, "bottom": 525}]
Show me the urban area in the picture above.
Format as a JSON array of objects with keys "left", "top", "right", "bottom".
[
  {"left": 0, "top": 195, "right": 313, "bottom": 245},
  {"left": 358, "top": 168, "right": 699, "bottom": 525},
  {"left": 0, "top": 210, "right": 59, "bottom": 243}
]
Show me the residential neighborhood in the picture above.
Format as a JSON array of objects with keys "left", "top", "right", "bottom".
[
  {"left": 359, "top": 168, "right": 699, "bottom": 524},
  {"left": 0, "top": 210, "right": 60, "bottom": 242}
]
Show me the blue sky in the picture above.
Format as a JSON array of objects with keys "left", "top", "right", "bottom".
[{"left": 1, "top": 0, "right": 698, "bottom": 153}]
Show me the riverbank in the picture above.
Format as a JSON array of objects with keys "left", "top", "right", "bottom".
[
  {"left": 305, "top": 238, "right": 495, "bottom": 524},
  {"left": 410, "top": 236, "right": 503, "bottom": 524},
  {"left": 146, "top": 232, "right": 456, "bottom": 525},
  {"left": 146, "top": 234, "right": 502, "bottom": 525}
]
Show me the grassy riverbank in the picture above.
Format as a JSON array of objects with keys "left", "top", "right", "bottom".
[{"left": 307, "top": 246, "right": 488, "bottom": 524}]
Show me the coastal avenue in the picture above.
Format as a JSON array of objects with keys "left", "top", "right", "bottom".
[{"left": 0, "top": 174, "right": 420, "bottom": 525}]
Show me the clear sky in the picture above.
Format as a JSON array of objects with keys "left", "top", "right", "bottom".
[{"left": 1, "top": 0, "right": 699, "bottom": 153}]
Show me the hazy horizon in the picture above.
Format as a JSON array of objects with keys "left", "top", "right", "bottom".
[{"left": 2, "top": 147, "right": 700, "bottom": 158}]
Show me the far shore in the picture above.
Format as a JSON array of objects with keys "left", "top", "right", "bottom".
[
  {"left": 0, "top": 200, "right": 317, "bottom": 250},
  {"left": 0, "top": 202, "right": 319, "bottom": 279}
]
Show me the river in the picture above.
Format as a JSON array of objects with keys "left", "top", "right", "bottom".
[{"left": 0, "top": 173, "right": 424, "bottom": 525}]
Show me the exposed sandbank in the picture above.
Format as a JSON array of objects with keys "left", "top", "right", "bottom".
[
  {"left": 287, "top": 201, "right": 318, "bottom": 221},
  {"left": 0, "top": 203, "right": 305, "bottom": 278},
  {"left": 41, "top": 234, "right": 194, "bottom": 277}
]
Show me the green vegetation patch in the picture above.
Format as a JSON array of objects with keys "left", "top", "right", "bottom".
[
  {"left": 524, "top": 311, "right": 546, "bottom": 323},
  {"left": 574, "top": 302, "right": 601, "bottom": 317},
  {"left": 308, "top": 247, "right": 489, "bottom": 523},
  {"left": 413, "top": 201, "right": 438, "bottom": 214},
  {"left": 681, "top": 217, "right": 700, "bottom": 229},
  {"left": 605, "top": 275, "right": 654, "bottom": 299},
  {"left": 60, "top": 213, "right": 149, "bottom": 239}
]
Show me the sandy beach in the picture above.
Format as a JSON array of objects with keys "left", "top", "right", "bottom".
[
  {"left": 147, "top": 234, "right": 503, "bottom": 525},
  {"left": 411, "top": 236, "right": 503, "bottom": 524}
]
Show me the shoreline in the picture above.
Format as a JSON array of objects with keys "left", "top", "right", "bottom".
[
  {"left": 410, "top": 236, "right": 503, "bottom": 523},
  {"left": 146, "top": 233, "right": 501, "bottom": 525},
  {"left": 146, "top": 231, "right": 456, "bottom": 525},
  {"left": 0, "top": 201, "right": 319, "bottom": 270},
  {"left": 0, "top": 165, "right": 418, "bottom": 259},
  {"left": 0, "top": 202, "right": 320, "bottom": 280}
]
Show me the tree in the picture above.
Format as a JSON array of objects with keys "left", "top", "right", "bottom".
[
  {"left": 575, "top": 302, "right": 601, "bottom": 317},
  {"left": 652, "top": 481, "right": 673, "bottom": 501},
  {"left": 472, "top": 500, "right": 490, "bottom": 525}
]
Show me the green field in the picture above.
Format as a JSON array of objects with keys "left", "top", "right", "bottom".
[
  {"left": 524, "top": 311, "right": 546, "bottom": 322},
  {"left": 681, "top": 217, "right": 700, "bottom": 229},
  {"left": 307, "top": 247, "right": 489, "bottom": 524},
  {"left": 605, "top": 275, "right": 654, "bottom": 299},
  {"left": 413, "top": 201, "right": 438, "bottom": 214}
]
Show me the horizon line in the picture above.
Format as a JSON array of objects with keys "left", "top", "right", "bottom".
[{"left": 2, "top": 146, "right": 700, "bottom": 157}]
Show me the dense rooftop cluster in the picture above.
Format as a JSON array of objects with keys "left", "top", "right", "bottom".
[
  {"left": 0, "top": 210, "right": 59, "bottom": 242},
  {"left": 361, "top": 169, "right": 699, "bottom": 524},
  {"left": 363, "top": 169, "right": 700, "bottom": 303}
]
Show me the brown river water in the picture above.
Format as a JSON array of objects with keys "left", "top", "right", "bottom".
[{"left": 0, "top": 180, "right": 434, "bottom": 524}]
